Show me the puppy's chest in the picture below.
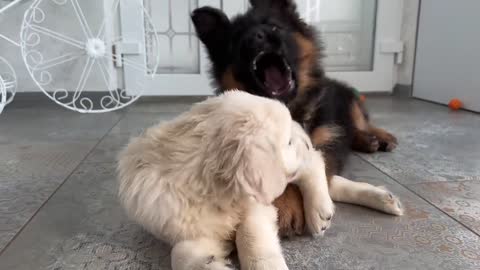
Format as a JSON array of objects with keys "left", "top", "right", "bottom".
[{"left": 288, "top": 92, "right": 328, "bottom": 132}]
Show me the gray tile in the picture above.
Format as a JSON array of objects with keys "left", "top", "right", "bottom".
[
  {"left": 0, "top": 163, "right": 170, "bottom": 270},
  {"left": 408, "top": 180, "right": 480, "bottom": 235},
  {"left": 108, "top": 112, "right": 180, "bottom": 136},
  {"left": 126, "top": 97, "right": 206, "bottom": 113},
  {"left": 359, "top": 97, "right": 480, "bottom": 184},
  {"left": 0, "top": 177, "right": 61, "bottom": 250},
  {"left": 0, "top": 142, "right": 96, "bottom": 250},
  {"left": 1, "top": 157, "right": 479, "bottom": 269},
  {"left": 83, "top": 134, "right": 131, "bottom": 164},
  {"left": 0, "top": 108, "right": 122, "bottom": 144},
  {"left": 84, "top": 113, "right": 180, "bottom": 163},
  {"left": 0, "top": 105, "right": 122, "bottom": 252},
  {"left": 0, "top": 142, "right": 95, "bottom": 181}
]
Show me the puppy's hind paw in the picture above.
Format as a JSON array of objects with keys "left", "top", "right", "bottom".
[{"left": 377, "top": 187, "right": 404, "bottom": 216}]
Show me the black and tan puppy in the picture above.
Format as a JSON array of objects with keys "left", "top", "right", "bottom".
[{"left": 192, "top": 0, "right": 402, "bottom": 236}]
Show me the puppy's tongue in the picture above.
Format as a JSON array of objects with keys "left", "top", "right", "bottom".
[{"left": 264, "top": 66, "right": 288, "bottom": 95}]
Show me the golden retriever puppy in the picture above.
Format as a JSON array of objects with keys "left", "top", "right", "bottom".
[{"left": 117, "top": 91, "right": 333, "bottom": 270}]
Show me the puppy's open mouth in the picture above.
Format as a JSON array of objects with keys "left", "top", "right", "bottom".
[{"left": 252, "top": 52, "right": 295, "bottom": 97}]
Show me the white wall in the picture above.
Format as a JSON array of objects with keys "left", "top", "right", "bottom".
[{"left": 397, "top": 0, "right": 419, "bottom": 86}]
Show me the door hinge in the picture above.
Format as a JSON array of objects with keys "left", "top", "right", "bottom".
[
  {"left": 380, "top": 40, "right": 405, "bottom": 65},
  {"left": 112, "top": 42, "right": 141, "bottom": 68}
]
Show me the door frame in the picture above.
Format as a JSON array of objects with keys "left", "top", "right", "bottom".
[{"left": 326, "top": 0, "right": 404, "bottom": 92}]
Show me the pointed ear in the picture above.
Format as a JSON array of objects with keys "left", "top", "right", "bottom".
[{"left": 191, "top": 7, "right": 231, "bottom": 51}]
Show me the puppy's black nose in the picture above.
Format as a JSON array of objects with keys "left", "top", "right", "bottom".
[{"left": 255, "top": 30, "right": 266, "bottom": 42}]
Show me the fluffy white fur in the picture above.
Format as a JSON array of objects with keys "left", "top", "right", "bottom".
[{"left": 117, "top": 91, "right": 332, "bottom": 270}]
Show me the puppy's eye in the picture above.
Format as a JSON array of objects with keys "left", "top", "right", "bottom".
[{"left": 288, "top": 139, "right": 292, "bottom": 146}]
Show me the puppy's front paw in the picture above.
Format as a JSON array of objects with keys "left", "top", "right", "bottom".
[
  {"left": 243, "top": 256, "right": 289, "bottom": 270},
  {"left": 303, "top": 194, "right": 335, "bottom": 236}
]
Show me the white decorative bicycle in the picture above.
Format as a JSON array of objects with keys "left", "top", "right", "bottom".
[
  {"left": 1, "top": 0, "right": 159, "bottom": 113},
  {"left": 0, "top": 56, "right": 17, "bottom": 114}
]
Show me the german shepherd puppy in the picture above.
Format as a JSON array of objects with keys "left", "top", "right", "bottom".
[{"left": 192, "top": 0, "right": 402, "bottom": 236}]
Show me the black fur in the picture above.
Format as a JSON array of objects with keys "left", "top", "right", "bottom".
[{"left": 192, "top": 0, "right": 367, "bottom": 176}]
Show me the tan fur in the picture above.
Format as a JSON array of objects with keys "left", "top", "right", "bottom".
[
  {"left": 117, "top": 91, "right": 324, "bottom": 270},
  {"left": 351, "top": 101, "right": 369, "bottom": 131},
  {"left": 351, "top": 101, "right": 398, "bottom": 152},
  {"left": 221, "top": 67, "right": 246, "bottom": 91},
  {"left": 369, "top": 126, "right": 398, "bottom": 144},
  {"left": 311, "top": 126, "right": 341, "bottom": 147},
  {"left": 293, "top": 32, "right": 317, "bottom": 94},
  {"left": 273, "top": 185, "right": 305, "bottom": 236}
]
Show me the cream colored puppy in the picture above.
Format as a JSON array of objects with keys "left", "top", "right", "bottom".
[{"left": 117, "top": 91, "right": 332, "bottom": 270}]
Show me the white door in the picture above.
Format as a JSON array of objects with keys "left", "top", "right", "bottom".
[
  {"left": 299, "top": 0, "right": 403, "bottom": 92},
  {"left": 121, "top": 0, "right": 402, "bottom": 95},
  {"left": 413, "top": 0, "right": 480, "bottom": 112}
]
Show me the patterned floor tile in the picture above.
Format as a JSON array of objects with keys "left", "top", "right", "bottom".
[
  {"left": 283, "top": 156, "right": 480, "bottom": 269},
  {"left": 408, "top": 180, "right": 480, "bottom": 235},
  {"left": 359, "top": 97, "right": 480, "bottom": 184},
  {"left": 1, "top": 157, "right": 479, "bottom": 270}
]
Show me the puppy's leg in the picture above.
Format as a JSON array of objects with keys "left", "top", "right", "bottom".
[
  {"left": 273, "top": 185, "right": 305, "bottom": 237},
  {"left": 236, "top": 199, "right": 289, "bottom": 270},
  {"left": 295, "top": 151, "right": 335, "bottom": 236},
  {"left": 352, "top": 129, "right": 380, "bottom": 153},
  {"left": 351, "top": 100, "right": 398, "bottom": 153},
  {"left": 171, "top": 238, "right": 233, "bottom": 270},
  {"left": 369, "top": 125, "right": 398, "bottom": 152},
  {"left": 329, "top": 175, "right": 404, "bottom": 216}
]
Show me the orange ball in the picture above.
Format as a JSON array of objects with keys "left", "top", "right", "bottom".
[
  {"left": 359, "top": 95, "right": 367, "bottom": 103},
  {"left": 448, "top": 98, "right": 463, "bottom": 110}
]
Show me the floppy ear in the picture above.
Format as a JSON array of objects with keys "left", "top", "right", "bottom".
[
  {"left": 203, "top": 119, "right": 287, "bottom": 204},
  {"left": 239, "top": 139, "right": 288, "bottom": 204},
  {"left": 191, "top": 7, "right": 231, "bottom": 64}
]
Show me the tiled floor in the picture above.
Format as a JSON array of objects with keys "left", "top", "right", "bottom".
[{"left": 0, "top": 96, "right": 479, "bottom": 270}]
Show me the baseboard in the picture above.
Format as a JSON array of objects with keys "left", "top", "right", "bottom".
[
  {"left": 7, "top": 92, "right": 210, "bottom": 109},
  {"left": 393, "top": 84, "right": 413, "bottom": 97}
]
